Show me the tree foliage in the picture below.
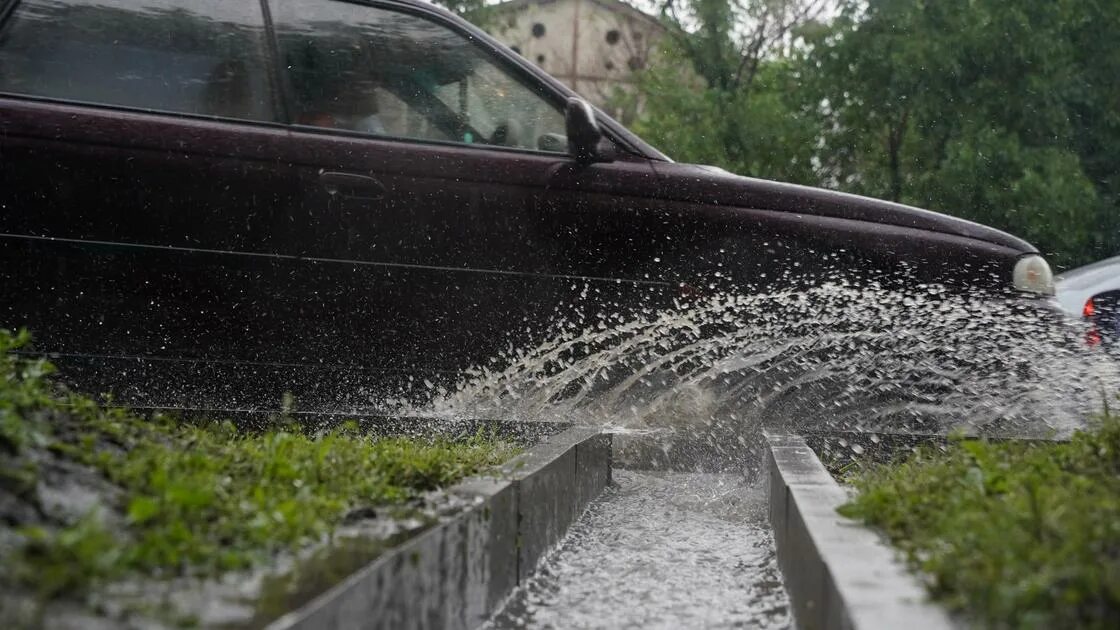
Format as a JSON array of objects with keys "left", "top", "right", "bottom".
[
  {"left": 625, "top": 0, "right": 1120, "bottom": 269},
  {"left": 627, "top": 0, "right": 826, "bottom": 183}
]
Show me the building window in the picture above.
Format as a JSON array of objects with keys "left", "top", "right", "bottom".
[
  {"left": 605, "top": 29, "right": 621, "bottom": 45},
  {"left": 536, "top": 54, "right": 546, "bottom": 65},
  {"left": 531, "top": 22, "right": 546, "bottom": 38},
  {"left": 627, "top": 56, "right": 646, "bottom": 71},
  {"left": 511, "top": 45, "right": 521, "bottom": 54}
]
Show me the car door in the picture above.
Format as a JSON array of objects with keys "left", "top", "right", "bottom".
[
  {"left": 0, "top": 0, "right": 310, "bottom": 411},
  {"left": 267, "top": 0, "right": 672, "bottom": 394}
]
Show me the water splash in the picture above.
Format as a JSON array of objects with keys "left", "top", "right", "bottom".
[
  {"left": 429, "top": 282, "right": 1117, "bottom": 626},
  {"left": 413, "top": 282, "right": 1118, "bottom": 469}
]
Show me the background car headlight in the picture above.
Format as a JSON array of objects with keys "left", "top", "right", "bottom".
[{"left": 1013, "top": 255, "right": 1055, "bottom": 295}]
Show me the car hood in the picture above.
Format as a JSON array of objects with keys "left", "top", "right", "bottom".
[{"left": 654, "top": 163, "right": 1037, "bottom": 254}]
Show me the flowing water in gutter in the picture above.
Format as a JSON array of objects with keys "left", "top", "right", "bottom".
[{"left": 486, "top": 469, "right": 789, "bottom": 629}]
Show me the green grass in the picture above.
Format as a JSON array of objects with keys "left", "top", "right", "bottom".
[
  {"left": 0, "top": 328, "right": 519, "bottom": 601},
  {"left": 839, "top": 407, "right": 1120, "bottom": 629}
]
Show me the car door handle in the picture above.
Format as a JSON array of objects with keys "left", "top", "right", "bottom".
[{"left": 319, "top": 171, "right": 386, "bottom": 200}]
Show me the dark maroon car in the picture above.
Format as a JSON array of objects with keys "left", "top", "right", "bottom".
[{"left": 0, "top": 0, "right": 1055, "bottom": 413}]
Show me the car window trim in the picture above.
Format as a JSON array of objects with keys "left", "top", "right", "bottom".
[
  {"left": 259, "top": 0, "right": 292, "bottom": 125},
  {"left": 0, "top": 0, "right": 17, "bottom": 29},
  {"left": 0, "top": 91, "right": 291, "bottom": 131},
  {"left": 287, "top": 119, "right": 577, "bottom": 159}
]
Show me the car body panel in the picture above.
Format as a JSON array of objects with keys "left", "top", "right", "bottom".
[
  {"left": 650, "top": 163, "right": 1036, "bottom": 254},
  {"left": 1055, "top": 256, "right": 1120, "bottom": 345},
  {"left": 1055, "top": 255, "right": 1120, "bottom": 315}
]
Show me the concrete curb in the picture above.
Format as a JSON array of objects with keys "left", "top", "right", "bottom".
[
  {"left": 265, "top": 426, "right": 610, "bottom": 630},
  {"left": 765, "top": 433, "right": 955, "bottom": 630}
]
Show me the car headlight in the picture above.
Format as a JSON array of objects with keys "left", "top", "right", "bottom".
[{"left": 1012, "top": 255, "right": 1055, "bottom": 295}]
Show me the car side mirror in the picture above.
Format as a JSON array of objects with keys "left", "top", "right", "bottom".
[{"left": 565, "top": 97, "right": 616, "bottom": 164}]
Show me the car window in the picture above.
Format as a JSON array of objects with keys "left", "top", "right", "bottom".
[
  {"left": 271, "top": 0, "right": 567, "bottom": 153},
  {"left": 0, "top": 0, "right": 276, "bottom": 122}
]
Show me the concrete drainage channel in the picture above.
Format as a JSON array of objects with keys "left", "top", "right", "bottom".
[
  {"left": 766, "top": 433, "right": 954, "bottom": 630},
  {"left": 266, "top": 426, "right": 610, "bottom": 630},
  {"left": 267, "top": 429, "right": 953, "bottom": 629}
]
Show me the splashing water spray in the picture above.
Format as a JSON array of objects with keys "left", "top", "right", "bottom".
[
  {"left": 412, "top": 281, "right": 1118, "bottom": 472},
  {"left": 414, "top": 281, "right": 1118, "bottom": 627}
]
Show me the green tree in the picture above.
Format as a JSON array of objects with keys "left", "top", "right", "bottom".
[
  {"left": 630, "top": 54, "right": 820, "bottom": 183},
  {"left": 430, "top": 0, "right": 504, "bottom": 29},
  {"left": 627, "top": 0, "right": 827, "bottom": 183},
  {"left": 805, "top": 0, "right": 1119, "bottom": 268},
  {"left": 626, "top": 0, "right": 1118, "bottom": 267}
]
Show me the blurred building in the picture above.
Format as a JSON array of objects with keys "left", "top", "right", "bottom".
[{"left": 486, "top": 0, "right": 667, "bottom": 121}]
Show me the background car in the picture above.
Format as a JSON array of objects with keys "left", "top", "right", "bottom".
[
  {"left": 1056, "top": 256, "right": 1120, "bottom": 346},
  {"left": 0, "top": 0, "right": 1054, "bottom": 414}
]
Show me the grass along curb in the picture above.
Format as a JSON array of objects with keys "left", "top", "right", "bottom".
[
  {"left": 0, "top": 328, "right": 520, "bottom": 627},
  {"left": 839, "top": 406, "right": 1120, "bottom": 629}
]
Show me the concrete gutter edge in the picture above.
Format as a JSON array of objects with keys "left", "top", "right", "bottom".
[
  {"left": 266, "top": 425, "right": 611, "bottom": 630},
  {"left": 765, "top": 432, "right": 955, "bottom": 630}
]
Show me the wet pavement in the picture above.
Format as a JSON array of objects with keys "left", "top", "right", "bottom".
[{"left": 486, "top": 469, "right": 791, "bottom": 629}]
